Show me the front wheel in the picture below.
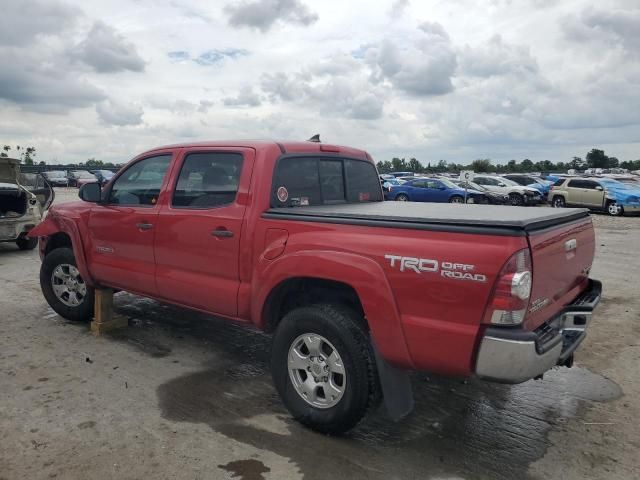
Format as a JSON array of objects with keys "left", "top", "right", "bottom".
[
  {"left": 607, "top": 201, "right": 624, "bottom": 216},
  {"left": 552, "top": 196, "right": 566, "bottom": 208},
  {"left": 40, "top": 247, "right": 94, "bottom": 322},
  {"left": 395, "top": 193, "right": 409, "bottom": 202},
  {"left": 509, "top": 193, "right": 524, "bottom": 206},
  {"left": 271, "top": 305, "right": 380, "bottom": 434}
]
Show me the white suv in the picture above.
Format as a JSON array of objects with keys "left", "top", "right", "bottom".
[{"left": 473, "top": 175, "right": 542, "bottom": 206}]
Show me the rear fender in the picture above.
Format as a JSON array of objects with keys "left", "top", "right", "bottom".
[
  {"left": 253, "top": 250, "right": 413, "bottom": 368},
  {"left": 28, "top": 214, "right": 95, "bottom": 287}
]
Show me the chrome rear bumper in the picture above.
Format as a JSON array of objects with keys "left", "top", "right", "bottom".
[{"left": 475, "top": 279, "right": 602, "bottom": 384}]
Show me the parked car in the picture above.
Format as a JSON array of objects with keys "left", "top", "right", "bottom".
[
  {"left": 381, "top": 177, "right": 406, "bottom": 198},
  {"left": 91, "top": 169, "right": 115, "bottom": 185},
  {"left": 451, "top": 180, "right": 510, "bottom": 205},
  {"left": 473, "top": 175, "right": 542, "bottom": 206},
  {"left": 42, "top": 170, "right": 69, "bottom": 187},
  {"left": 387, "top": 177, "right": 487, "bottom": 203},
  {"left": 502, "top": 174, "right": 552, "bottom": 199},
  {"left": 549, "top": 177, "right": 640, "bottom": 216},
  {"left": 66, "top": 170, "right": 97, "bottom": 187},
  {"left": 0, "top": 158, "right": 53, "bottom": 249},
  {"left": 30, "top": 140, "right": 601, "bottom": 434}
]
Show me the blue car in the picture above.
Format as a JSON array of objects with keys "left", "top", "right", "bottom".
[{"left": 387, "top": 177, "right": 487, "bottom": 203}]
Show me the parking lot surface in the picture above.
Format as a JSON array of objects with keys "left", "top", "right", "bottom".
[{"left": 1, "top": 189, "right": 638, "bottom": 479}]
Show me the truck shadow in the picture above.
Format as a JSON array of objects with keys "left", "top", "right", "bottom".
[{"left": 113, "top": 294, "right": 622, "bottom": 480}]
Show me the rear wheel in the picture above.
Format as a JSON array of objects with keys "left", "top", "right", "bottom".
[
  {"left": 40, "top": 247, "right": 94, "bottom": 322},
  {"left": 271, "top": 304, "right": 380, "bottom": 434},
  {"left": 552, "top": 196, "right": 566, "bottom": 208},
  {"left": 16, "top": 234, "right": 38, "bottom": 250},
  {"left": 509, "top": 193, "right": 524, "bottom": 206},
  {"left": 395, "top": 193, "right": 409, "bottom": 202},
  {"left": 607, "top": 201, "right": 624, "bottom": 216},
  {"left": 449, "top": 195, "right": 464, "bottom": 203}
]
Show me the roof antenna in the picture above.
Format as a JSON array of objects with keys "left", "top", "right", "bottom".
[{"left": 307, "top": 134, "right": 321, "bottom": 143}]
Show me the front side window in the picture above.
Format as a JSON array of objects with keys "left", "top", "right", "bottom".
[
  {"left": 109, "top": 155, "right": 171, "bottom": 206},
  {"left": 172, "top": 152, "right": 244, "bottom": 208},
  {"left": 568, "top": 179, "right": 586, "bottom": 189},
  {"left": 425, "top": 180, "right": 442, "bottom": 189}
]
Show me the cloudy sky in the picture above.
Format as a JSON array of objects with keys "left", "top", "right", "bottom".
[{"left": 1, "top": 0, "right": 639, "bottom": 165}]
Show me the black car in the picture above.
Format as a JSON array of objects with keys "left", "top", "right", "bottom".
[
  {"left": 452, "top": 180, "right": 510, "bottom": 205},
  {"left": 66, "top": 170, "right": 97, "bottom": 187},
  {"left": 42, "top": 170, "right": 68, "bottom": 187}
]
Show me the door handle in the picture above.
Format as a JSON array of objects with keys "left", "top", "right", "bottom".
[
  {"left": 136, "top": 222, "right": 154, "bottom": 231},
  {"left": 211, "top": 228, "right": 234, "bottom": 238}
]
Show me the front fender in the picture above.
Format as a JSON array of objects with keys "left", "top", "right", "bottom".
[
  {"left": 252, "top": 250, "right": 414, "bottom": 368},
  {"left": 28, "top": 213, "right": 95, "bottom": 287}
]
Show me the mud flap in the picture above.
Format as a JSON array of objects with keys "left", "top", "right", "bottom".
[{"left": 371, "top": 340, "right": 414, "bottom": 421}]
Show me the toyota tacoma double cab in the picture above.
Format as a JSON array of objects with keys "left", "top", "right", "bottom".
[{"left": 29, "top": 140, "right": 601, "bottom": 433}]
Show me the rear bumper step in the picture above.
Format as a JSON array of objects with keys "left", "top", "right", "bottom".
[{"left": 475, "top": 279, "right": 602, "bottom": 384}]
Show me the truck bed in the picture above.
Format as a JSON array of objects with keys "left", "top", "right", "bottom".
[{"left": 264, "top": 203, "right": 589, "bottom": 235}]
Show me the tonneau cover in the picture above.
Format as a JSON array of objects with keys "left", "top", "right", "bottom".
[{"left": 264, "top": 202, "right": 589, "bottom": 234}]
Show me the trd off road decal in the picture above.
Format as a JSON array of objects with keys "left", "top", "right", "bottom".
[{"left": 384, "top": 254, "right": 487, "bottom": 282}]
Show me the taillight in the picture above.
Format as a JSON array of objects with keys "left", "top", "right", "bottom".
[{"left": 483, "top": 248, "right": 532, "bottom": 325}]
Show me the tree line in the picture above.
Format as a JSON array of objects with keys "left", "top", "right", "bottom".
[{"left": 376, "top": 149, "right": 640, "bottom": 174}]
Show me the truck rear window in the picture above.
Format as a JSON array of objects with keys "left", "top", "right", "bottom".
[{"left": 272, "top": 156, "right": 382, "bottom": 207}]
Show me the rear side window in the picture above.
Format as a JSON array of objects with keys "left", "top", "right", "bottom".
[
  {"left": 568, "top": 179, "right": 591, "bottom": 189},
  {"left": 272, "top": 157, "right": 382, "bottom": 207},
  {"left": 172, "top": 152, "right": 244, "bottom": 208},
  {"left": 109, "top": 155, "right": 171, "bottom": 206}
]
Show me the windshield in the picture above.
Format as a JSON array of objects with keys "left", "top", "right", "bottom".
[
  {"left": 45, "top": 171, "right": 65, "bottom": 178},
  {"left": 438, "top": 178, "right": 458, "bottom": 189},
  {"left": 98, "top": 170, "right": 114, "bottom": 177},
  {"left": 498, "top": 177, "right": 519, "bottom": 187}
]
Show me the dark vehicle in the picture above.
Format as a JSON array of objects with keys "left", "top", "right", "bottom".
[
  {"left": 92, "top": 169, "right": 115, "bottom": 185},
  {"left": 452, "top": 180, "right": 510, "bottom": 205},
  {"left": 388, "top": 177, "right": 487, "bottom": 203},
  {"left": 42, "top": 171, "right": 68, "bottom": 187},
  {"left": 66, "top": 170, "right": 97, "bottom": 187},
  {"left": 389, "top": 171, "right": 414, "bottom": 178}
]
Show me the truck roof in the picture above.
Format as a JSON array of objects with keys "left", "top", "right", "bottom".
[
  {"left": 265, "top": 203, "right": 590, "bottom": 236},
  {"left": 144, "top": 140, "right": 370, "bottom": 160}
]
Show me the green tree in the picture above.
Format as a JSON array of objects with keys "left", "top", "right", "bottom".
[
  {"left": 471, "top": 158, "right": 493, "bottom": 172},
  {"left": 586, "top": 149, "right": 609, "bottom": 168},
  {"left": 506, "top": 159, "right": 517, "bottom": 172},
  {"left": 23, "top": 147, "right": 36, "bottom": 165},
  {"left": 521, "top": 159, "right": 534, "bottom": 171},
  {"left": 407, "top": 157, "right": 423, "bottom": 173},
  {"left": 85, "top": 158, "right": 105, "bottom": 167},
  {"left": 391, "top": 157, "right": 407, "bottom": 171},
  {"left": 376, "top": 160, "right": 392, "bottom": 173},
  {"left": 569, "top": 157, "right": 584, "bottom": 170},
  {"left": 1, "top": 145, "right": 10, "bottom": 158}
]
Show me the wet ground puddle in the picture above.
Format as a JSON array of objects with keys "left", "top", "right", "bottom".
[{"left": 113, "top": 294, "right": 622, "bottom": 480}]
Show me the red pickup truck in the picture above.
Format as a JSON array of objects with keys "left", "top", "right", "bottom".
[{"left": 30, "top": 140, "right": 601, "bottom": 433}]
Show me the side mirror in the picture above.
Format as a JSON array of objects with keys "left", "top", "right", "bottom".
[
  {"left": 498, "top": 183, "right": 506, "bottom": 187},
  {"left": 79, "top": 182, "right": 102, "bottom": 203},
  {"left": 439, "top": 186, "right": 446, "bottom": 190},
  {"left": 595, "top": 186, "right": 603, "bottom": 191}
]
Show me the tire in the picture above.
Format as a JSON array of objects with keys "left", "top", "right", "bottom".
[
  {"left": 552, "top": 196, "right": 566, "bottom": 208},
  {"left": 449, "top": 195, "right": 464, "bottom": 204},
  {"left": 607, "top": 201, "right": 624, "bottom": 216},
  {"left": 271, "top": 304, "right": 380, "bottom": 434},
  {"left": 395, "top": 193, "right": 409, "bottom": 202},
  {"left": 16, "top": 235, "right": 38, "bottom": 250},
  {"left": 509, "top": 193, "right": 524, "bottom": 206},
  {"left": 40, "top": 247, "right": 94, "bottom": 322}
]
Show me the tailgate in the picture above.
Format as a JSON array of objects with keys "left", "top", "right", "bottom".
[{"left": 524, "top": 216, "right": 595, "bottom": 331}]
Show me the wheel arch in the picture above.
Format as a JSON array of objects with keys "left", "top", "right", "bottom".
[{"left": 253, "top": 251, "right": 413, "bottom": 368}]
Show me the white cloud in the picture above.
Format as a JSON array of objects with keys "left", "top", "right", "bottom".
[
  {"left": 96, "top": 100, "right": 144, "bottom": 126},
  {"left": 1, "top": 0, "right": 639, "bottom": 165}
]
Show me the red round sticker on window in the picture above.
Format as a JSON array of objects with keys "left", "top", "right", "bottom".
[{"left": 277, "top": 186, "right": 289, "bottom": 202}]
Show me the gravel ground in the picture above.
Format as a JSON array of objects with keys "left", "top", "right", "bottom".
[{"left": 0, "top": 190, "right": 638, "bottom": 479}]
